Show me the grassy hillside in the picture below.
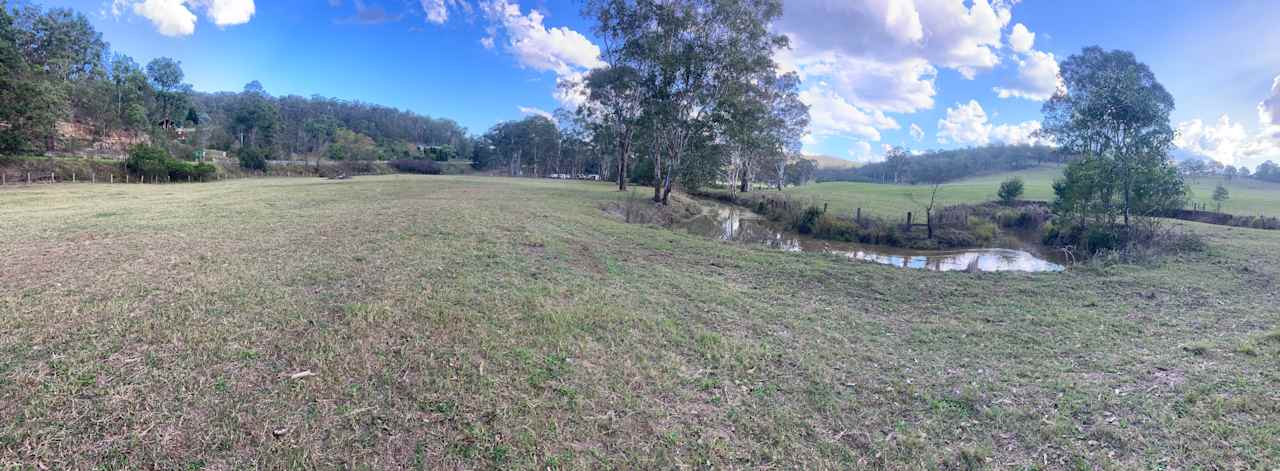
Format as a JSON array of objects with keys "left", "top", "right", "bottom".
[
  {"left": 788, "top": 164, "right": 1280, "bottom": 219},
  {"left": 787, "top": 165, "right": 1063, "bottom": 219},
  {"left": 1, "top": 176, "right": 1278, "bottom": 468}
]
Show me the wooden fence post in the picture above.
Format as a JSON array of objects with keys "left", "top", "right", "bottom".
[
  {"left": 72, "top": 172, "right": 76, "bottom": 183},
  {"left": 110, "top": 174, "right": 114, "bottom": 184},
  {"left": 27, "top": 172, "right": 31, "bottom": 184},
  {"left": 927, "top": 211, "right": 933, "bottom": 239},
  {"left": 906, "top": 211, "right": 912, "bottom": 228},
  {"left": 856, "top": 208, "right": 861, "bottom": 224}
]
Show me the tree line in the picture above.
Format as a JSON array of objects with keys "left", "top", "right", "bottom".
[{"left": 0, "top": 3, "right": 470, "bottom": 168}]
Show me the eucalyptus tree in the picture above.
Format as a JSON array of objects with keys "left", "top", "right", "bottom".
[
  {"left": 583, "top": 0, "right": 790, "bottom": 204},
  {"left": 581, "top": 63, "right": 645, "bottom": 191},
  {"left": 1041, "top": 47, "right": 1185, "bottom": 229}
]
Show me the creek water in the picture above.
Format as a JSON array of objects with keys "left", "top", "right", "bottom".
[{"left": 676, "top": 203, "right": 1065, "bottom": 273}]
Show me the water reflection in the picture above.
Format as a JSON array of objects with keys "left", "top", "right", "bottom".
[{"left": 677, "top": 204, "right": 1064, "bottom": 273}]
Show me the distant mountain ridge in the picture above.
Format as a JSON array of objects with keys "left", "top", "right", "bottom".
[{"left": 802, "top": 154, "right": 859, "bottom": 169}]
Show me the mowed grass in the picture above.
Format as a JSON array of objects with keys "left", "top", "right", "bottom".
[
  {"left": 788, "top": 165, "right": 1280, "bottom": 219},
  {"left": 2, "top": 175, "right": 1279, "bottom": 468}
]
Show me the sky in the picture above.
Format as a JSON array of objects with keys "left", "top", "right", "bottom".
[{"left": 41, "top": 0, "right": 1280, "bottom": 168}]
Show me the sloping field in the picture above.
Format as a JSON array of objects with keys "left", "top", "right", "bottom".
[
  {"left": 789, "top": 165, "right": 1280, "bottom": 219},
  {"left": 1, "top": 175, "right": 1277, "bottom": 468}
]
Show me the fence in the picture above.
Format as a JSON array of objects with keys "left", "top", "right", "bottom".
[{"left": 0, "top": 170, "right": 272, "bottom": 186}]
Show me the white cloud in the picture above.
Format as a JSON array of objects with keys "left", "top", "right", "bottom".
[
  {"left": 421, "top": 0, "right": 470, "bottom": 24},
  {"left": 132, "top": 0, "right": 197, "bottom": 37},
  {"left": 993, "top": 22, "right": 1060, "bottom": 102},
  {"left": 937, "top": 100, "right": 991, "bottom": 145},
  {"left": 937, "top": 100, "right": 1051, "bottom": 146},
  {"left": 848, "top": 141, "right": 877, "bottom": 162},
  {"left": 778, "top": 46, "right": 937, "bottom": 114},
  {"left": 422, "top": 0, "right": 449, "bottom": 23},
  {"left": 800, "top": 83, "right": 899, "bottom": 142},
  {"left": 991, "top": 120, "right": 1052, "bottom": 146},
  {"left": 481, "top": 0, "right": 604, "bottom": 75},
  {"left": 776, "top": 0, "right": 1029, "bottom": 151},
  {"left": 1008, "top": 23, "right": 1034, "bottom": 53},
  {"left": 201, "top": 0, "right": 254, "bottom": 26},
  {"left": 1261, "top": 74, "right": 1280, "bottom": 129},
  {"left": 517, "top": 106, "right": 553, "bottom": 120},
  {"left": 126, "top": 0, "right": 255, "bottom": 36},
  {"left": 993, "top": 50, "right": 1061, "bottom": 101},
  {"left": 777, "top": 0, "right": 1011, "bottom": 79},
  {"left": 1176, "top": 114, "right": 1280, "bottom": 169},
  {"left": 553, "top": 71, "right": 588, "bottom": 109},
  {"left": 909, "top": 123, "right": 924, "bottom": 141}
]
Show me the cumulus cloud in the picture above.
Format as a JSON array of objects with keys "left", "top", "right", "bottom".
[
  {"left": 800, "top": 83, "right": 899, "bottom": 142},
  {"left": 777, "top": 0, "right": 1011, "bottom": 78},
  {"left": 127, "top": 0, "right": 254, "bottom": 36},
  {"left": 778, "top": 46, "right": 937, "bottom": 114},
  {"left": 909, "top": 123, "right": 924, "bottom": 142},
  {"left": 937, "top": 100, "right": 991, "bottom": 145},
  {"left": 1008, "top": 23, "right": 1034, "bottom": 53},
  {"left": 991, "top": 120, "right": 1052, "bottom": 146},
  {"left": 993, "top": 50, "right": 1062, "bottom": 101},
  {"left": 993, "top": 22, "right": 1061, "bottom": 102},
  {"left": 132, "top": 0, "right": 197, "bottom": 37},
  {"left": 200, "top": 0, "right": 254, "bottom": 26},
  {"left": 776, "top": 0, "right": 1031, "bottom": 150},
  {"left": 937, "top": 100, "right": 1051, "bottom": 146},
  {"left": 481, "top": 0, "right": 604, "bottom": 75},
  {"left": 1176, "top": 114, "right": 1280, "bottom": 169}
]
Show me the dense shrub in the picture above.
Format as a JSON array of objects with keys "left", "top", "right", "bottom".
[
  {"left": 238, "top": 147, "right": 269, "bottom": 170},
  {"left": 389, "top": 159, "right": 443, "bottom": 174},
  {"left": 796, "top": 206, "right": 824, "bottom": 234},
  {"left": 998, "top": 177, "right": 1025, "bottom": 204},
  {"left": 125, "top": 144, "right": 217, "bottom": 181}
]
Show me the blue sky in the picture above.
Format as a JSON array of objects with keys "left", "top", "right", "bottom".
[{"left": 43, "top": 0, "right": 1280, "bottom": 167}]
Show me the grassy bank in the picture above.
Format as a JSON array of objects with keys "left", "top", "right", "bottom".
[
  {"left": 1, "top": 175, "right": 1277, "bottom": 468},
  {"left": 792, "top": 165, "right": 1280, "bottom": 219}
]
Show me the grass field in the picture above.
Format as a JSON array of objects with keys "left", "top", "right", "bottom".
[
  {"left": 2, "top": 175, "right": 1278, "bottom": 468},
  {"left": 788, "top": 165, "right": 1280, "bottom": 219}
]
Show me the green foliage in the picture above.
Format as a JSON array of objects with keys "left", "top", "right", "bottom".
[
  {"left": 998, "top": 177, "right": 1025, "bottom": 204},
  {"left": 125, "top": 144, "right": 216, "bottom": 180},
  {"left": 784, "top": 158, "right": 818, "bottom": 187},
  {"left": 1042, "top": 47, "right": 1186, "bottom": 233},
  {"left": 423, "top": 145, "right": 456, "bottom": 162},
  {"left": 326, "top": 128, "right": 379, "bottom": 161},
  {"left": 388, "top": 160, "right": 442, "bottom": 174},
  {"left": 237, "top": 147, "right": 268, "bottom": 170},
  {"left": 1212, "top": 183, "right": 1230, "bottom": 211}
]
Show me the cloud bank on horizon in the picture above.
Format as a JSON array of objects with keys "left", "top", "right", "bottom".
[{"left": 113, "top": 0, "right": 1280, "bottom": 168}]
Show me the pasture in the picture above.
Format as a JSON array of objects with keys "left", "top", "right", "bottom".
[
  {"left": 788, "top": 165, "right": 1280, "bottom": 219},
  {"left": 1, "top": 175, "right": 1277, "bottom": 468}
]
